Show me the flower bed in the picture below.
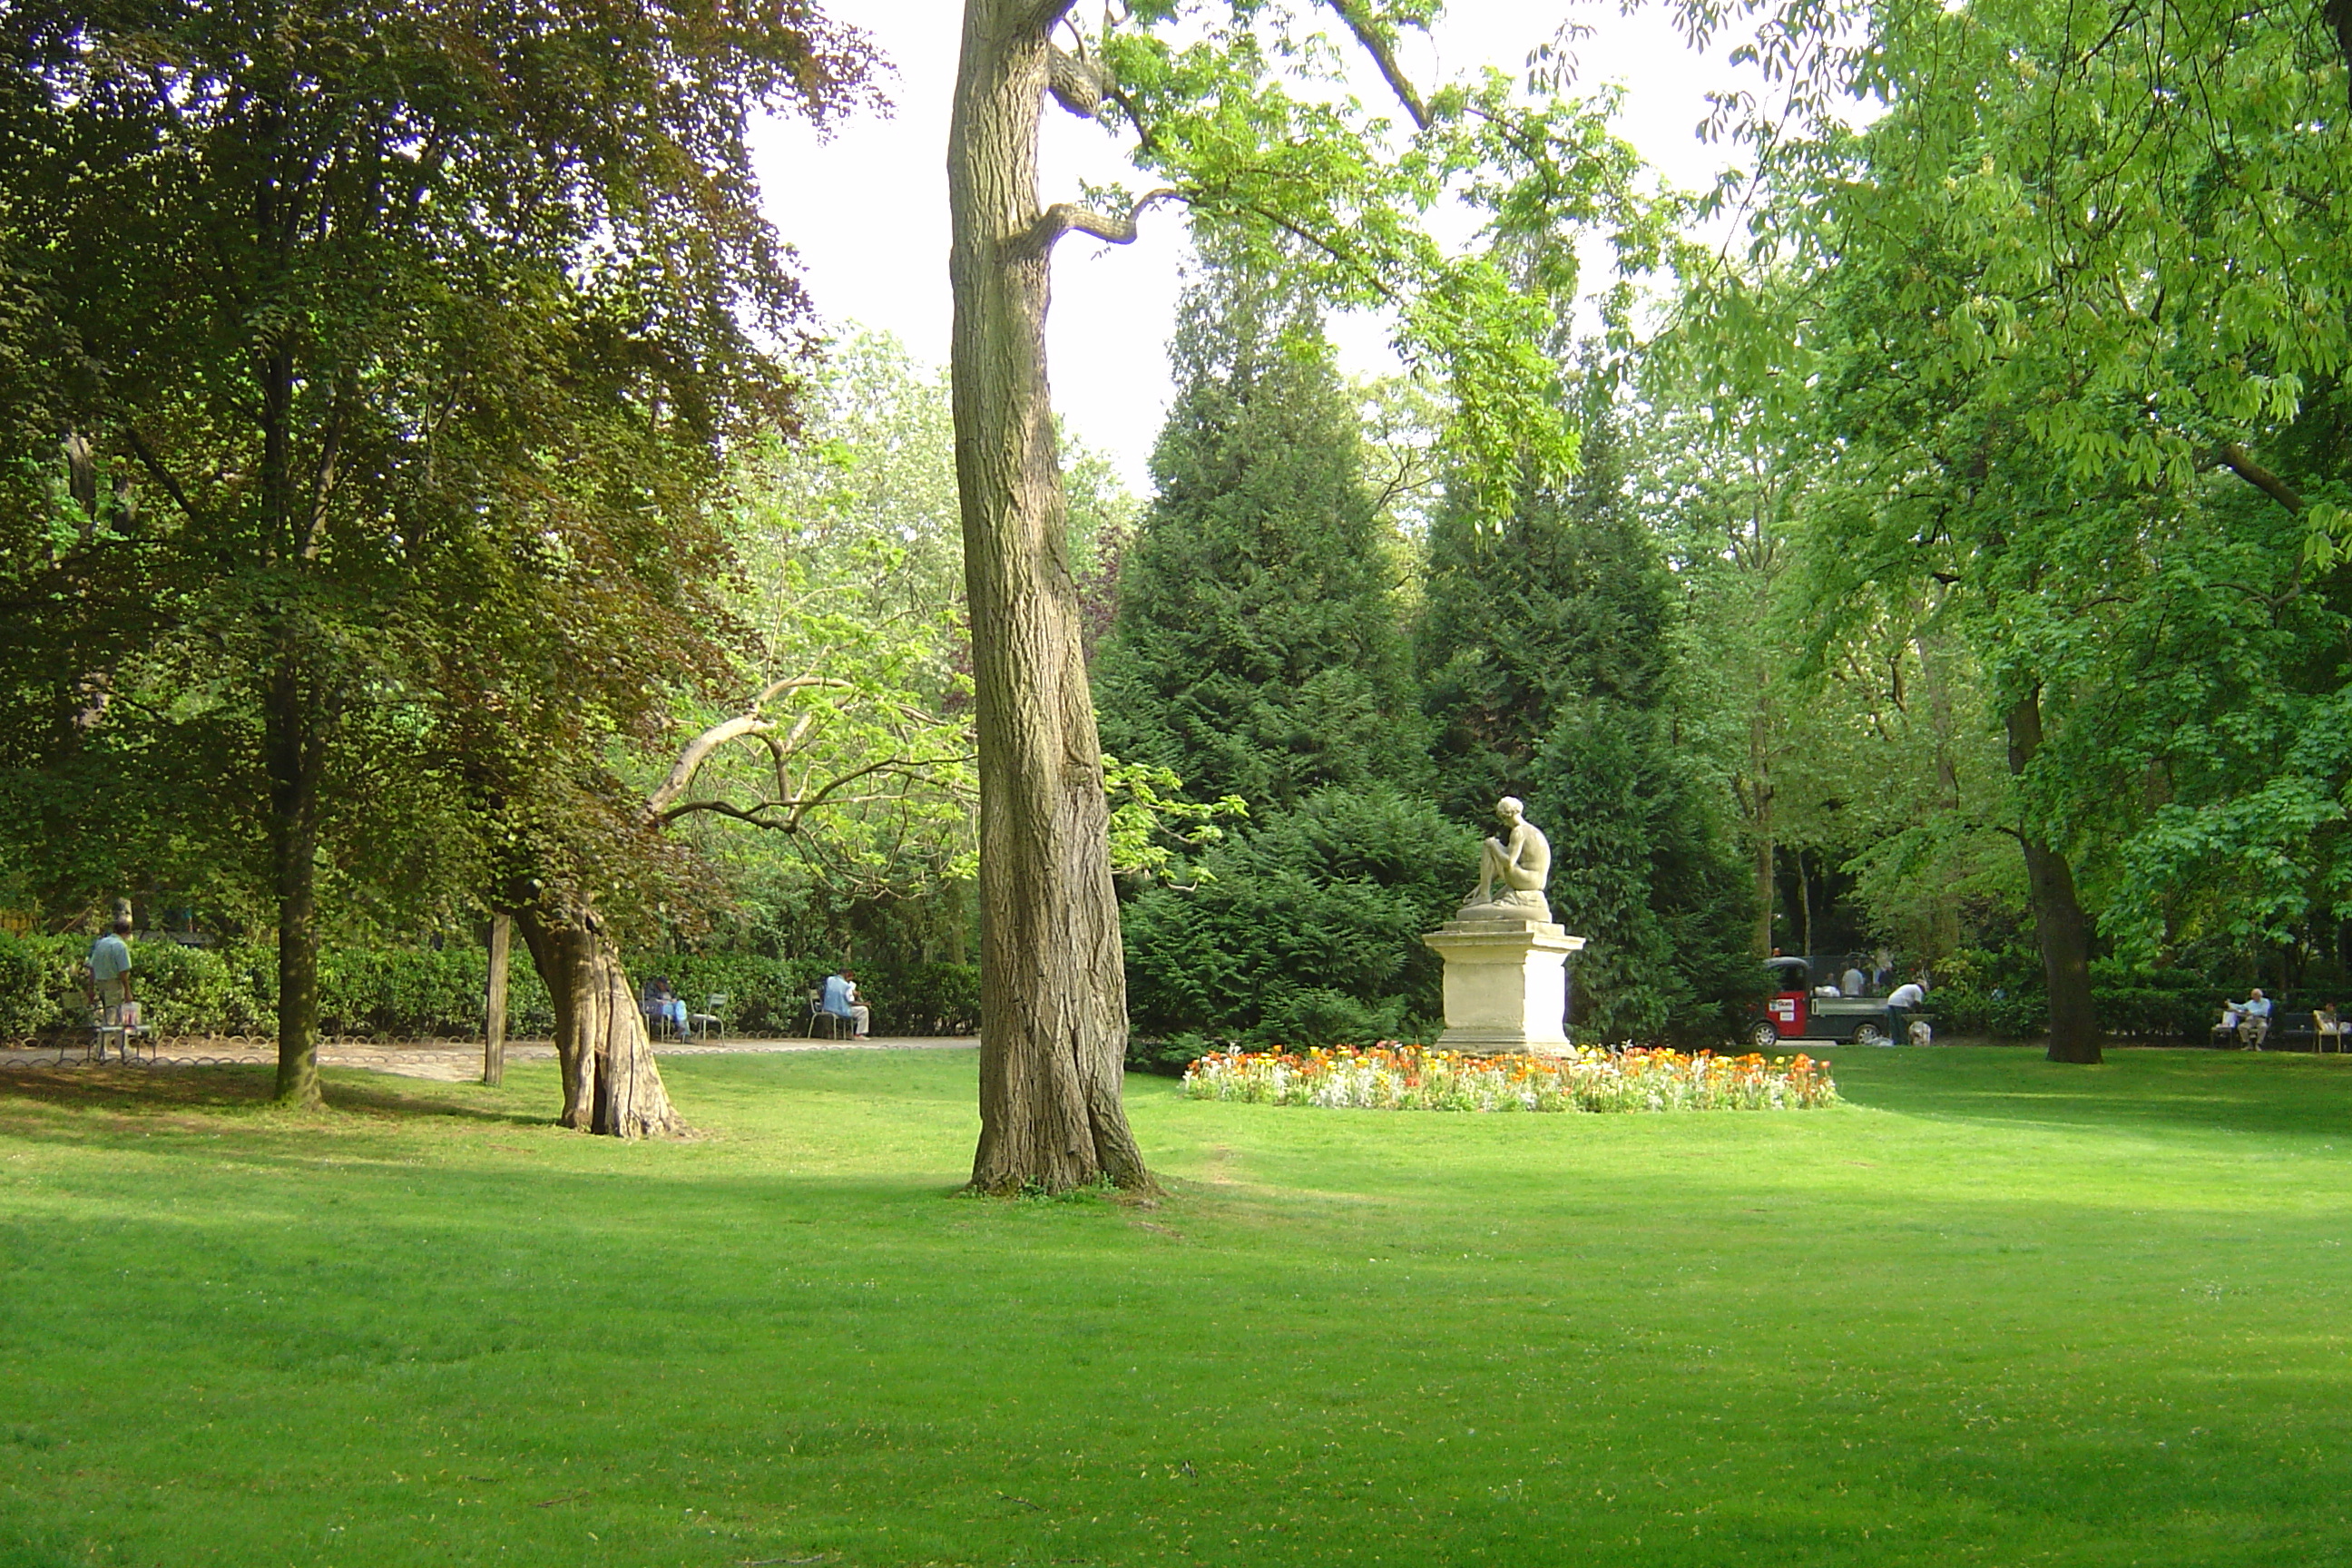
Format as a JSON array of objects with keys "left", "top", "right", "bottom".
[{"left": 1181, "top": 1043, "right": 1839, "bottom": 1112}]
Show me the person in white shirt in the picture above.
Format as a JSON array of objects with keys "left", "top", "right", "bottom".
[
  {"left": 1885, "top": 978, "right": 1930, "bottom": 1044},
  {"left": 2230, "top": 988, "right": 2272, "bottom": 1049}
]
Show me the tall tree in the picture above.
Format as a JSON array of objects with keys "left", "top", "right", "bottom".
[
  {"left": 1094, "top": 256, "right": 1420, "bottom": 812},
  {"left": 0, "top": 1, "right": 876, "bottom": 1116},
  {"left": 1421, "top": 370, "right": 1754, "bottom": 1040},
  {"left": 1666, "top": 0, "right": 2352, "bottom": 1060},
  {"left": 947, "top": 0, "right": 1656, "bottom": 1190}
]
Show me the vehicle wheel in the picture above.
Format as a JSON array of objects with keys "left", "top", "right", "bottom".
[
  {"left": 1749, "top": 1021, "right": 1780, "bottom": 1051},
  {"left": 1851, "top": 1022, "right": 1890, "bottom": 1047}
]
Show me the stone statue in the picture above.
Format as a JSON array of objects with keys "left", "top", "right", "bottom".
[{"left": 1460, "top": 796, "right": 1552, "bottom": 924}]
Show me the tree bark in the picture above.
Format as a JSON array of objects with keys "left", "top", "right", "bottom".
[
  {"left": 949, "top": 0, "right": 1151, "bottom": 1193},
  {"left": 1795, "top": 847, "right": 1814, "bottom": 960},
  {"left": 1747, "top": 705, "right": 1775, "bottom": 956},
  {"left": 2005, "top": 687, "right": 2102, "bottom": 1063},
  {"left": 1914, "top": 629, "right": 1965, "bottom": 959},
  {"left": 512, "top": 898, "right": 682, "bottom": 1138},
  {"left": 483, "top": 912, "right": 511, "bottom": 1087},
  {"left": 268, "top": 645, "right": 325, "bottom": 1107}
]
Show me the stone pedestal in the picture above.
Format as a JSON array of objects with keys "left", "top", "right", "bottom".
[{"left": 1421, "top": 916, "right": 1587, "bottom": 1055}]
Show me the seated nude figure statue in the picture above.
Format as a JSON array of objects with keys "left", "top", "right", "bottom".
[{"left": 1464, "top": 796, "right": 1553, "bottom": 920}]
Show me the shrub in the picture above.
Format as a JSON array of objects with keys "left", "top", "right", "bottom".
[
  {"left": 657, "top": 952, "right": 808, "bottom": 1037},
  {"left": 868, "top": 960, "right": 980, "bottom": 1036},
  {"left": 0, "top": 932, "right": 551, "bottom": 1043},
  {"left": 1122, "top": 786, "right": 1467, "bottom": 1049}
]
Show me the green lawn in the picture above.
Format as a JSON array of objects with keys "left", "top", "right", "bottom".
[{"left": 2, "top": 1046, "right": 2347, "bottom": 1566}]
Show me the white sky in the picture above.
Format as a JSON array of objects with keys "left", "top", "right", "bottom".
[{"left": 753, "top": 4, "right": 1757, "bottom": 490}]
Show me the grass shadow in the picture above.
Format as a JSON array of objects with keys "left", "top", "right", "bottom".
[{"left": 0, "top": 1063, "right": 555, "bottom": 1130}]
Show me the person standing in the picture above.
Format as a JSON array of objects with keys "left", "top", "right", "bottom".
[
  {"left": 84, "top": 915, "right": 137, "bottom": 1060},
  {"left": 820, "top": 968, "right": 871, "bottom": 1039}
]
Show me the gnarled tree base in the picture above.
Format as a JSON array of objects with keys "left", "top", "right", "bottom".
[{"left": 513, "top": 901, "right": 683, "bottom": 1139}]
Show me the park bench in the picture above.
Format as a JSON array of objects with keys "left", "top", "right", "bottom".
[
  {"left": 2207, "top": 1002, "right": 2330, "bottom": 1051},
  {"left": 689, "top": 993, "right": 725, "bottom": 1041}
]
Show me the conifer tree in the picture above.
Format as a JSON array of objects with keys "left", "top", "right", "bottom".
[
  {"left": 1093, "top": 254, "right": 1420, "bottom": 813},
  {"left": 1419, "top": 371, "right": 1756, "bottom": 1041}
]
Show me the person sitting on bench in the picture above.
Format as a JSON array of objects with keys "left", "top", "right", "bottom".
[
  {"left": 2229, "top": 988, "right": 2273, "bottom": 1049},
  {"left": 819, "top": 968, "right": 870, "bottom": 1039},
  {"left": 642, "top": 975, "right": 687, "bottom": 1037}
]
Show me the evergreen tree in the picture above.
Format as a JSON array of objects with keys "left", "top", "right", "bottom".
[
  {"left": 1417, "top": 386, "right": 1668, "bottom": 820},
  {"left": 1419, "top": 371, "right": 1757, "bottom": 1042},
  {"left": 1122, "top": 786, "right": 1470, "bottom": 1054},
  {"left": 1093, "top": 256, "right": 1420, "bottom": 812}
]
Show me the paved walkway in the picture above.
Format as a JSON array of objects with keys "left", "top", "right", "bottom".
[{"left": 0, "top": 1035, "right": 977, "bottom": 1083}]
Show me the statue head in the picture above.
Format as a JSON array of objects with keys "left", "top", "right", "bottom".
[{"left": 1495, "top": 796, "right": 1524, "bottom": 823}]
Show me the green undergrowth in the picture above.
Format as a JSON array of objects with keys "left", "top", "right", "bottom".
[{"left": 1, "top": 1047, "right": 2347, "bottom": 1565}]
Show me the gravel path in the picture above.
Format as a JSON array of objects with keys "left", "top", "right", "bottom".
[{"left": 0, "top": 1035, "right": 978, "bottom": 1082}]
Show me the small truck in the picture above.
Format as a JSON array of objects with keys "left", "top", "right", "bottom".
[{"left": 1752, "top": 956, "right": 1921, "bottom": 1047}]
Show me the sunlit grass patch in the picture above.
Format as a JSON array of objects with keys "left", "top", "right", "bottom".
[{"left": 0, "top": 1046, "right": 2347, "bottom": 1566}]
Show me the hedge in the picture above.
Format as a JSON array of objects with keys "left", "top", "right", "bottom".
[
  {"left": 1928, "top": 955, "right": 2229, "bottom": 1042},
  {"left": 0, "top": 934, "right": 979, "bottom": 1044}
]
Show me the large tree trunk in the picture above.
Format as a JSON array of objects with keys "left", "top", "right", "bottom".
[
  {"left": 949, "top": 0, "right": 1150, "bottom": 1193},
  {"left": 268, "top": 646, "right": 325, "bottom": 1107},
  {"left": 2005, "top": 687, "right": 2101, "bottom": 1063},
  {"left": 512, "top": 899, "right": 682, "bottom": 1138}
]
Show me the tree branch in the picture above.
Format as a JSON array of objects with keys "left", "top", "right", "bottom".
[
  {"left": 655, "top": 753, "right": 976, "bottom": 829},
  {"left": 2214, "top": 442, "right": 2304, "bottom": 514},
  {"left": 120, "top": 428, "right": 204, "bottom": 527},
  {"left": 1025, "top": 188, "right": 1183, "bottom": 255},
  {"left": 780, "top": 753, "right": 976, "bottom": 831},
  {"left": 1323, "top": 0, "right": 1431, "bottom": 131},
  {"left": 1047, "top": 42, "right": 1106, "bottom": 118},
  {"left": 645, "top": 677, "right": 855, "bottom": 813}
]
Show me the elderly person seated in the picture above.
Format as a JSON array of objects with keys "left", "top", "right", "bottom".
[
  {"left": 819, "top": 967, "right": 871, "bottom": 1039},
  {"left": 2220, "top": 987, "right": 2272, "bottom": 1050},
  {"left": 642, "top": 975, "right": 688, "bottom": 1038}
]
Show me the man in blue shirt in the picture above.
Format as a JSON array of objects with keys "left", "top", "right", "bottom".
[
  {"left": 84, "top": 916, "right": 137, "bottom": 1058},
  {"left": 819, "top": 968, "right": 869, "bottom": 1039}
]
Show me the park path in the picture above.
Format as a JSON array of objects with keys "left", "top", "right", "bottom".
[{"left": 0, "top": 1035, "right": 978, "bottom": 1083}]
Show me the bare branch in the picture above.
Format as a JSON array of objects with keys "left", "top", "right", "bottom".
[
  {"left": 780, "top": 752, "right": 977, "bottom": 830},
  {"left": 650, "top": 713, "right": 773, "bottom": 815},
  {"left": 1323, "top": 0, "right": 1431, "bottom": 131},
  {"left": 645, "top": 676, "right": 856, "bottom": 813},
  {"left": 659, "top": 799, "right": 796, "bottom": 832},
  {"left": 655, "top": 753, "right": 977, "bottom": 829}
]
